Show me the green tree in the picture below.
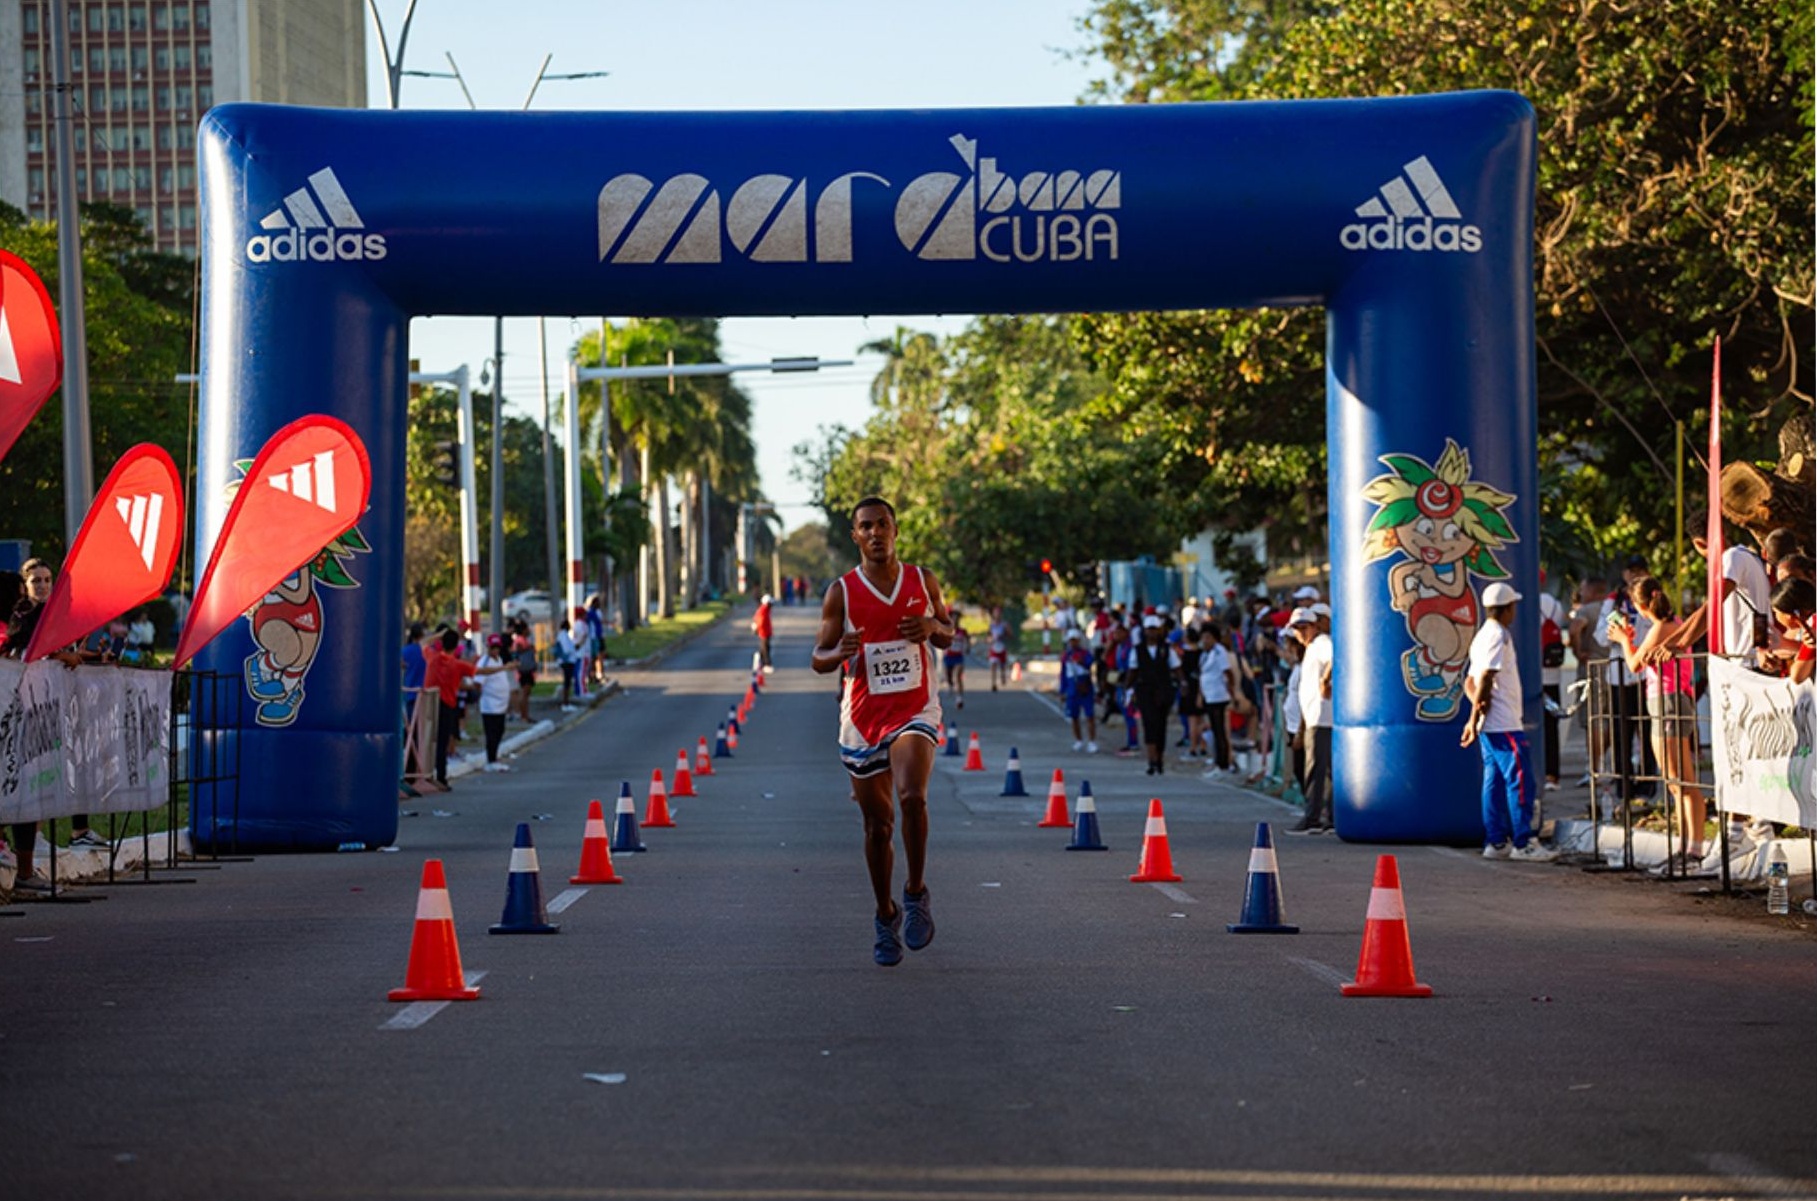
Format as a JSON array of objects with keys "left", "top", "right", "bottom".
[
  {"left": 1076, "top": 0, "right": 1813, "bottom": 571},
  {"left": 0, "top": 202, "right": 196, "bottom": 567},
  {"left": 571, "top": 318, "right": 765, "bottom": 621}
]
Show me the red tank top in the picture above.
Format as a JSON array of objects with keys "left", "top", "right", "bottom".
[{"left": 840, "top": 563, "right": 935, "bottom": 743}]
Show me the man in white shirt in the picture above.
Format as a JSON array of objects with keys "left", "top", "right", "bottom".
[
  {"left": 1287, "top": 604, "right": 1333, "bottom": 834},
  {"left": 475, "top": 634, "right": 517, "bottom": 772},
  {"left": 1690, "top": 526, "right": 1772, "bottom": 658},
  {"left": 1463, "top": 583, "right": 1556, "bottom": 862},
  {"left": 1197, "top": 621, "right": 1237, "bottom": 774}
]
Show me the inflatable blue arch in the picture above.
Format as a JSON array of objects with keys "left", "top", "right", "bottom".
[{"left": 192, "top": 92, "right": 1537, "bottom": 850}]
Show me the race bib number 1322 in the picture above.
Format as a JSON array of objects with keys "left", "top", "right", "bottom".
[{"left": 865, "top": 639, "right": 921, "bottom": 695}]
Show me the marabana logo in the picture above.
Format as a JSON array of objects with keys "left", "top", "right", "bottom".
[
  {"left": 596, "top": 134, "right": 1121, "bottom": 266},
  {"left": 245, "top": 167, "right": 387, "bottom": 264},
  {"left": 1340, "top": 156, "right": 1482, "bottom": 254}
]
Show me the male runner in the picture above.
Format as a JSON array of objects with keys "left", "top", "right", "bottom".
[{"left": 812, "top": 497, "right": 955, "bottom": 967}]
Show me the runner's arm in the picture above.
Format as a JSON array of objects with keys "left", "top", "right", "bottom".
[
  {"left": 811, "top": 582, "right": 861, "bottom": 674},
  {"left": 903, "top": 573, "right": 956, "bottom": 650}
]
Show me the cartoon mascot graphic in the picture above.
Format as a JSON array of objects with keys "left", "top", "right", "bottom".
[
  {"left": 226, "top": 459, "right": 370, "bottom": 727},
  {"left": 1361, "top": 438, "right": 1517, "bottom": 722}
]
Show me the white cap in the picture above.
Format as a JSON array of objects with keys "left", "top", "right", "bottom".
[
  {"left": 1292, "top": 585, "right": 1321, "bottom": 601},
  {"left": 1287, "top": 607, "right": 1316, "bottom": 626},
  {"left": 1141, "top": 615, "right": 1163, "bottom": 629},
  {"left": 1482, "top": 582, "right": 1523, "bottom": 607},
  {"left": 760, "top": 594, "right": 772, "bottom": 605},
  {"left": 1064, "top": 626, "right": 1083, "bottom": 640},
  {"left": 1309, "top": 602, "right": 1332, "bottom": 619}
]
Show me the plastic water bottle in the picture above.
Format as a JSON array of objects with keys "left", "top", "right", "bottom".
[{"left": 1765, "top": 844, "right": 1789, "bottom": 916}]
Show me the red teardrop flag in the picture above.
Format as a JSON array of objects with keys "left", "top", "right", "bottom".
[
  {"left": 26, "top": 444, "right": 185, "bottom": 662},
  {"left": 174, "top": 414, "right": 371, "bottom": 671},
  {"left": 0, "top": 250, "right": 63, "bottom": 464}
]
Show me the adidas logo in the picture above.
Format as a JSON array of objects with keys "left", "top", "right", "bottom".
[
  {"left": 114, "top": 492, "right": 165, "bottom": 571},
  {"left": 0, "top": 308, "right": 21, "bottom": 385},
  {"left": 1339, "top": 156, "right": 1482, "bottom": 254},
  {"left": 245, "top": 168, "right": 388, "bottom": 264},
  {"left": 267, "top": 451, "right": 339, "bottom": 514}
]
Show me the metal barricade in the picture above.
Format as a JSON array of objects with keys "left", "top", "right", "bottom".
[{"left": 1582, "top": 652, "right": 1732, "bottom": 892}]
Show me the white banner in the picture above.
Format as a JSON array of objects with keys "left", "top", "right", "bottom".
[
  {"left": 1708, "top": 656, "right": 1817, "bottom": 828},
  {"left": 0, "top": 659, "right": 173, "bottom": 824}
]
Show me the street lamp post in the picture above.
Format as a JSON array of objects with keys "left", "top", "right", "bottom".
[{"left": 566, "top": 357, "right": 851, "bottom": 627}]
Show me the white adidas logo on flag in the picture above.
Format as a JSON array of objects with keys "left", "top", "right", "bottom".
[
  {"left": 1339, "top": 155, "right": 1482, "bottom": 254},
  {"left": 0, "top": 308, "right": 22, "bottom": 386},
  {"left": 268, "top": 451, "right": 339, "bottom": 515},
  {"left": 115, "top": 492, "right": 165, "bottom": 571},
  {"left": 244, "top": 167, "right": 388, "bottom": 263}
]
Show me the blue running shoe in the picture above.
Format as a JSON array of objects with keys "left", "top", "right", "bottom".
[
  {"left": 902, "top": 886, "right": 935, "bottom": 951},
  {"left": 873, "top": 904, "right": 904, "bottom": 967}
]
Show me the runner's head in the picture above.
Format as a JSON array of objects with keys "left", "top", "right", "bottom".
[{"left": 850, "top": 496, "right": 899, "bottom": 563}]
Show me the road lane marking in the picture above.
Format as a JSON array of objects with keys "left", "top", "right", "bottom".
[
  {"left": 546, "top": 887, "right": 588, "bottom": 914},
  {"left": 379, "top": 971, "right": 487, "bottom": 1030},
  {"left": 1150, "top": 883, "right": 1196, "bottom": 904},
  {"left": 1700, "top": 1152, "right": 1812, "bottom": 1198},
  {"left": 1287, "top": 956, "right": 1351, "bottom": 989},
  {"left": 1023, "top": 690, "right": 1064, "bottom": 719}
]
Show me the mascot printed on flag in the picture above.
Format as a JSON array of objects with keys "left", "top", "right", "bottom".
[
  {"left": 226, "top": 459, "right": 370, "bottom": 727},
  {"left": 1361, "top": 438, "right": 1517, "bottom": 722}
]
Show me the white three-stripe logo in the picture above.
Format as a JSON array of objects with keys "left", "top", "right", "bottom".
[
  {"left": 267, "top": 450, "right": 338, "bottom": 513},
  {"left": 1353, "top": 155, "right": 1461, "bottom": 221},
  {"left": 258, "top": 167, "right": 365, "bottom": 231},
  {"left": 0, "top": 308, "right": 21, "bottom": 386},
  {"left": 114, "top": 493, "right": 165, "bottom": 571}
]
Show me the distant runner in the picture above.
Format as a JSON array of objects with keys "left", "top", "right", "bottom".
[
  {"left": 811, "top": 496, "right": 955, "bottom": 967},
  {"left": 943, "top": 604, "right": 970, "bottom": 710}
]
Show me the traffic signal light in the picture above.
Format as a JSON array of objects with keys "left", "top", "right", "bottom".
[
  {"left": 1040, "top": 558, "right": 1053, "bottom": 575},
  {"left": 432, "top": 440, "right": 460, "bottom": 488}
]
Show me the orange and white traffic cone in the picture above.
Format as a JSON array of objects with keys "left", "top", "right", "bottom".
[
  {"left": 727, "top": 725, "right": 740, "bottom": 753},
  {"left": 671, "top": 748, "right": 697, "bottom": 798},
  {"left": 1129, "top": 799, "right": 1183, "bottom": 883},
  {"left": 388, "top": 859, "right": 481, "bottom": 1002},
  {"left": 1037, "top": 769, "right": 1071, "bottom": 828},
  {"left": 1011, "top": 660, "right": 1023, "bottom": 683},
  {"left": 962, "top": 732, "right": 985, "bottom": 772},
  {"left": 1341, "top": 854, "right": 1432, "bottom": 997},
  {"left": 569, "top": 799, "right": 623, "bottom": 884},
  {"left": 695, "top": 736, "right": 715, "bottom": 777},
  {"left": 643, "top": 769, "right": 676, "bottom": 829}
]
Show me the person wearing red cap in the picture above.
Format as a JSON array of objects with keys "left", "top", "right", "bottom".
[{"left": 475, "top": 633, "right": 516, "bottom": 771}]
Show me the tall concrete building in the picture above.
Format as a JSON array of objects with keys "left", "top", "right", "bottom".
[{"left": 0, "top": 0, "right": 366, "bottom": 256}]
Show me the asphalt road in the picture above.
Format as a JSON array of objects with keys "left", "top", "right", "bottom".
[{"left": 5, "top": 604, "right": 1814, "bottom": 1201}]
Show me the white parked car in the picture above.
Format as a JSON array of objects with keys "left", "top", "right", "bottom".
[{"left": 501, "top": 590, "right": 556, "bottom": 625}]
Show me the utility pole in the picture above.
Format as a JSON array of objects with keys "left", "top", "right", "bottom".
[
  {"left": 489, "top": 317, "right": 505, "bottom": 636},
  {"left": 49, "top": 0, "right": 92, "bottom": 544},
  {"left": 540, "top": 319, "right": 562, "bottom": 616}
]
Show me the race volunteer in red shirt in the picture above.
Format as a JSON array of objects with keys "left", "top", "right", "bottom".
[
  {"left": 423, "top": 626, "right": 507, "bottom": 788},
  {"left": 811, "top": 496, "right": 954, "bottom": 968}
]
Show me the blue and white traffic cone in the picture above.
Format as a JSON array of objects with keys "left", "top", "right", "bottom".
[
  {"left": 726, "top": 705, "right": 741, "bottom": 737},
  {"left": 611, "top": 780, "right": 647, "bottom": 853},
  {"left": 489, "top": 822, "right": 560, "bottom": 934},
  {"left": 714, "top": 723, "right": 732, "bottom": 758},
  {"left": 943, "top": 720, "right": 960, "bottom": 757},
  {"left": 1227, "top": 821, "right": 1298, "bottom": 934},
  {"left": 1065, "top": 781, "right": 1108, "bottom": 852},
  {"left": 1000, "top": 747, "right": 1029, "bottom": 797}
]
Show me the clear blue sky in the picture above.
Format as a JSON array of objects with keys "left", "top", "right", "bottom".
[{"left": 368, "top": 0, "right": 1101, "bottom": 532}]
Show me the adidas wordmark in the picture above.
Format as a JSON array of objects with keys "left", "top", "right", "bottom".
[
  {"left": 1339, "top": 155, "right": 1482, "bottom": 254},
  {"left": 245, "top": 167, "right": 387, "bottom": 264}
]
